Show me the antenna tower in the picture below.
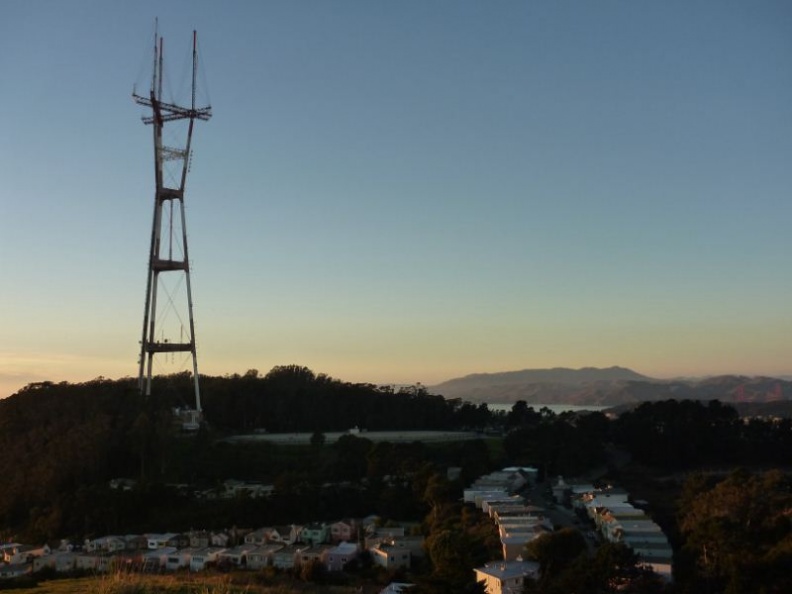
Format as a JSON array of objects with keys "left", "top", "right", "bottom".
[{"left": 133, "top": 25, "right": 211, "bottom": 429}]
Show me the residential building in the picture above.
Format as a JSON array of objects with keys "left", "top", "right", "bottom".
[
  {"left": 246, "top": 544, "right": 284, "bottom": 570},
  {"left": 2, "top": 544, "right": 50, "bottom": 565},
  {"left": 274, "top": 524, "right": 302, "bottom": 545},
  {"left": 0, "top": 564, "right": 30, "bottom": 579},
  {"left": 165, "top": 549, "right": 195, "bottom": 571},
  {"left": 85, "top": 536, "right": 126, "bottom": 554},
  {"left": 147, "top": 533, "right": 179, "bottom": 550},
  {"left": 217, "top": 544, "right": 257, "bottom": 568},
  {"left": 464, "top": 488, "right": 509, "bottom": 507},
  {"left": 125, "top": 535, "right": 149, "bottom": 551},
  {"left": 500, "top": 534, "right": 535, "bottom": 562},
  {"left": 244, "top": 528, "right": 270, "bottom": 546},
  {"left": 330, "top": 519, "right": 357, "bottom": 543},
  {"left": 189, "top": 547, "right": 225, "bottom": 572},
  {"left": 271, "top": 545, "right": 306, "bottom": 570},
  {"left": 474, "top": 560, "right": 541, "bottom": 594},
  {"left": 326, "top": 542, "right": 359, "bottom": 571},
  {"left": 261, "top": 525, "right": 301, "bottom": 545},
  {"left": 75, "top": 554, "right": 112, "bottom": 573},
  {"left": 32, "top": 552, "right": 77, "bottom": 573},
  {"left": 481, "top": 496, "right": 525, "bottom": 515},
  {"left": 300, "top": 523, "right": 329, "bottom": 545},
  {"left": 188, "top": 530, "right": 211, "bottom": 549},
  {"left": 142, "top": 546, "right": 177, "bottom": 571},
  {"left": 370, "top": 542, "right": 411, "bottom": 570},
  {"left": 298, "top": 544, "right": 333, "bottom": 568},
  {"left": 379, "top": 583, "right": 415, "bottom": 593}
]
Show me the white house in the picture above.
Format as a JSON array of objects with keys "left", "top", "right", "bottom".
[
  {"left": 464, "top": 489, "right": 509, "bottom": 507},
  {"left": 246, "top": 544, "right": 284, "bottom": 570},
  {"left": 474, "top": 560, "right": 541, "bottom": 594},
  {"left": 147, "top": 533, "right": 179, "bottom": 550},
  {"left": 330, "top": 519, "right": 357, "bottom": 543},
  {"left": 500, "top": 534, "right": 536, "bottom": 562},
  {"left": 481, "top": 496, "right": 525, "bottom": 515},
  {"left": 32, "top": 551, "right": 77, "bottom": 573},
  {"left": 245, "top": 525, "right": 300, "bottom": 546},
  {"left": 189, "top": 547, "right": 225, "bottom": 572},
  {"left": 244, "top": 528, "right": 270, "bottom": 546},
  {"left": 187, "top": 530, "right": 211, "bottom": 549},
  {"left": 271, "top": 545, "right": 306, "bottom": 570},
  {"left": 498, "top": 516, "right": 551, "bottom": 537},
  {"left": 219, "top": 479, "right": 273, "bottom": 499},
  {"left": 210, "top": 532, "right": 231, "bottom": 547},
  {"left": 142, "top": 546, "right": 177, "bottom": 571},
  {"left": 370, "top": 542, "right": 411, "bottom": 570},
  {"left": 217, "top": 544, "right": 257, "bottom": 568},
  {"left": 75, "top": 554, "right": 112, "bottom": 573},
  {"left": 492, "top": 505, "right": 544, "bottom": 523},
  {"left": 85, "top": 536, "right": 126, "bottom": 554},
  {"left": 379, "top": 583, "right": 415, "bottom": 594},
  {"left": 0, "top": 544, "right": 21, "bottom": 560},
  {"left": 298, "top": 544, "right": 333, "bottom": 568},
  {"left": 165, "top": 548, "right": 195, "bottom": 571},
  {"left": 0, "top": 564, "right": 30, "bottom": 579},
  {"left": 325, "top": 542, "right": 359, "bottom": 571},
  {"left": 2, "top": 544, "right": 50, "bottom": 565},
  {"left": 271, "top": 525, "right": 301, "bottom": 545}
]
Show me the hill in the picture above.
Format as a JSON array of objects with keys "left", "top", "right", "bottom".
[
  {"left": 430, "top": 367, "right": 792, "bottom": 406},
  {"left": 434, "top": 365, "right": 649, "bottom": 388}
]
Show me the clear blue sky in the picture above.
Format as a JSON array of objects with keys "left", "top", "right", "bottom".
[{"left": 2, "top": 0, "right": 791, "bottom": 397}]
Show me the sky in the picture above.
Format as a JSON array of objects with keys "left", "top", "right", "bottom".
[{"left": 2, "top": 1, "right": 791, "bottom": 398}]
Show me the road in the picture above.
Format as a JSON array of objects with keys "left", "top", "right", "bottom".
[{"left": 524, "top": 479, "right": 598, "bottom": 554}]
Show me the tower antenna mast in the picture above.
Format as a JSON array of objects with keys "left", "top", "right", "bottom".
[{"left": 133, "top": 26, "right": 212, "bottom": 429}]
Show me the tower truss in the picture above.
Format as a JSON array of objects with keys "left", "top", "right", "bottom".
[{"left": 133, "top": 27, "right": 211, "bottom": 429}]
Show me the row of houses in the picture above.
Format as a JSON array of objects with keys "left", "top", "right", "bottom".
[
  {"left": 110, "top": 478, "right": 274, "bottom": 500},
  {"left": 19, "top": 541, "right": 357, "bottom": 575},
  {"left": 463, "top": 467, "right": 538, "bottom": 506},
  {"left": 0, "top": 517, "right": 424, "bottom": 580},
  {"left": 467, "top": 468, "right": 544, "bottom": 594},
  {"left": 470, "top": 472, "right": 674, "bottom": 594},
  {"left": 1, "top": 543, "right": 51, "bottom": 565},
  {"left": 80, "top": 518, "right": 365, "bottom": 556},
  {"left": 559, "top": 477, "right": 674, "bottom": 582}
]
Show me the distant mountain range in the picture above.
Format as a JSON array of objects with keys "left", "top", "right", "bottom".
[{"left": 429, "top": 366, "right": 792, "bottom": 407}]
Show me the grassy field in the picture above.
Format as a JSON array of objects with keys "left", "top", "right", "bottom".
[{"left": 3, "top": 572, "right": 376, "bottom": 594}]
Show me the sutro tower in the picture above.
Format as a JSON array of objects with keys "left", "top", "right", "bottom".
[{"left": 133, "top": 27, "right": 211, "bottom": 428}]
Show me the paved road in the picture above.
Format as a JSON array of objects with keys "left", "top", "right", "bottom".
[{"left": 525, "top": 480, "right": 598, "bottom": 554}]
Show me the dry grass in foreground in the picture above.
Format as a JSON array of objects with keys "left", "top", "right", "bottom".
[{"left": 3, "top": 571, "right": 371, "bottom": 594}]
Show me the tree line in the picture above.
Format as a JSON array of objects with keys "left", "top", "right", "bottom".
[{"left": 201, "top": 365, "right": 492, "bottom": 432}]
